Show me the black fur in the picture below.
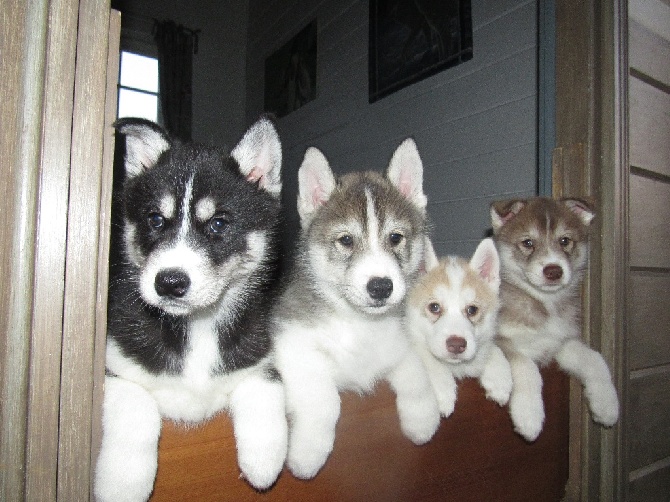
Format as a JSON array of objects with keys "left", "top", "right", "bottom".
[{"left": 108, "top": 118, "right": 282, "bottom": 375}]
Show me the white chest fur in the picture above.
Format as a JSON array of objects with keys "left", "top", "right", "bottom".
[
  {"left": 500, "top": 299, "right": 580, "bottom": 364},
  {"left": 277, "top": 314, "right": 409, "bottom": 393},
  {"left": 106, "top": 317, "right": 258, "bottom": 422}
]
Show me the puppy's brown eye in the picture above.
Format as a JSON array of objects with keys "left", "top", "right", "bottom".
[
  {"left": 559, "top": 236, "right": 572, "bottom": 247},
  {"left": 427, "top": 302, "right": 441, "bottom": 316},
  {"left": 338, "top": 234, "right": 354, "bottom": 247},
  {"left": 465, "top": 305, "right": 479, "bottom": 317}
]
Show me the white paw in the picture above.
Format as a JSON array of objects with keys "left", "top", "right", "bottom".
[
  {"left": 94, "top": 377, "right": 161, "bottom": 502},
  {"left": 509, "top": 389, "right": 545, "bottom": 442},
  {"left": 481, "top": 365, "right": 513, "bottom": 406},
  {"left": 484, "top": 379, "right": 512, "bottom": 406},
  {"left": 237, "top": 433, "right": 287, "bottom": 490},
  {"left": 95, "top": 454, "right": 157, "bottom": 502},
  {"left": 287, "top": 429, "right": 334, "bottom": 480},
  {"left": 436, "top": 393, "right": 456, "bottom": 418},
  {"left": 586, "top": 381, "right": 620, "bottom": 427},
  {"left": 422, "top": 359, "right": 456, "bottom": 418},
  {"left": 230, "top": 377, "right": 288, "bottom": 490},
  {"left": 397, "top": 395, "right": 440, "bottom": 445}
]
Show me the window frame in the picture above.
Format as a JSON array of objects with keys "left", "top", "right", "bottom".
[
  {"left": 117, "top": 50, "right": 160, "bottom": 122},
  {"left": 117, "top": 14, "right": 162, "bottom": 125}
]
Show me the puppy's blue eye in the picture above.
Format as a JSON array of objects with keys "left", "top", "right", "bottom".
[
  {"left": 338, "top": 234, "right": 354, "bottom": 247},
  {"left": 521, "top": 239, "right": 534, "bottom": 249},
  {"left": 147, "top": 212, "right": 164, "bottom": 230},
  {"left": 389, "top": 232, "right": 404, "bottom": 245},
  {"left": 428, "top": 302, "right": 441, "bottom": 315},
  {"left": 209, "top": 216, "right": 228, "bottom": 234}
]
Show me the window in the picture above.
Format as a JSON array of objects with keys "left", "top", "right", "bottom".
[{"left": 117, "top": 51, "right": 159, "bottom": 122}]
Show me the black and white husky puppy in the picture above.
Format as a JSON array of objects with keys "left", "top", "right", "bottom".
[
  {"left": 273, "top": 140, "right": 440, "bottom": 480},
  {"left": 95, "top": 117, "right": 287, "bottom": 501}
]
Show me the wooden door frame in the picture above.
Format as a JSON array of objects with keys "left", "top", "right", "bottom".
[
  {"left": 554, "top": 0, "right": 628, "bottom": 500},
  {"left": 0, "top": 2, "right": 119, "bottom": 500}
]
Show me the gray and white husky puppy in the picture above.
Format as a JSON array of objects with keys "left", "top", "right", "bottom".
[
  {"left": 95, "top": 117, "right": 287, "bottom": 502},
  {"left": 491, "top": 197, "right": 619, "bottom": 442},
  {"left": 273, "top": 140, "right": 441, "bottom": 479}
]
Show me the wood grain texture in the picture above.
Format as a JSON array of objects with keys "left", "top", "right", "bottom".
[
  {"left": 57, "top": 0, "right": 111, "bottom": 499},
  {"left": 24, "top": 0, "right": 79, "bottom": 499},
  {"left": 0, "top": 0, "right": 63, "bottom": 497},
  {"left": 90, "top": 10, "right": 122, "bottom": 501},
  {"left": 151, "top": 367, "right": 569, "bottom": 502}
]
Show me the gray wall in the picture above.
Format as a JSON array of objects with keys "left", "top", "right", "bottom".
[
  {"left": 246, "top": 0, "right": 538, "bottom": 257},
  {"left": 114, "top": 0, "right": 249, "bottom": 149}
]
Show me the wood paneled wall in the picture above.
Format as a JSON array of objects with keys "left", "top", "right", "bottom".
[
  {"left": 626, "top": 0, "right": 670, "bottom": 498},
  {"left": 245, "top": 0, "right": 539, "bottom": 258}
]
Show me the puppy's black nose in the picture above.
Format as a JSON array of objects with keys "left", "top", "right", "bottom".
[
  {"left": 155, "top": 269, "right": 190, "bottom": 298},
  {"left": 367, "top": 277, "right": 393, "bottom": 300}
]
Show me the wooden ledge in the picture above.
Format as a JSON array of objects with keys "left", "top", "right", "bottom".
[{"left": 152, "top": 366, "right": 569, "bottom": 501}]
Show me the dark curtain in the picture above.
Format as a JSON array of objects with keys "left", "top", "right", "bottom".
[{"left": 153, "top": 20, "right": 199, "bottom": 141}]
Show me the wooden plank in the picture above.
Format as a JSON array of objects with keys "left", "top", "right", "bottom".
[
  {"left": 551, "top": 140, "right": 590, "bottom": 502},
  {"left": 629, "top": 19, "right": 670, "bottom": 89},
  {"left": 151, "top": 367, "right": 569, "bottom": 502},
  {"left": 629, "top": 76, "right": 670, "bottom": 178},
  {"left": 628, "top": 271, "right": 670, "bottom": 371},
  {"left": 629, "top": 174, "right": 670, "bottom": 269},
  {"left": 555, "top": 1, "right": 628, "bottom": 500},
  {"left": 57, "top": 0, "right": 111, "bottom": 499},
  {"left": 628, "top": 370, "right": 670, "bottom": 471},
  {"left": 23, "top": 0, "right": 79, "bottom": 500},
  {"left": 629, "top": 0, "right": 670, "bottom": 44},
  {"left": 629, "top": 461, "right": 670, "bottom": 502},
  {"left": 0, "top": 2, "right": 39, "bottom": 499},
  {"left": 89, "top": 9, "right": 121, "bottom": 500}
]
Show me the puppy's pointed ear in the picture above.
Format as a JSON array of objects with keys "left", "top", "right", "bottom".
[
  {"left": 422, "top": 236, "right": 440, "bottom": 273},
  {"left": 231, "top": 116, "right": 282, "bottom": 198},
  {"left": 490, "top": 199, "right": 526, "bottom": 233},
  {"left": 470, "top": 238, "right": 500, "bottom": 291},
  {"left": 562, "top": 197, "right": 595, "bottom": 225},
  {"left": 114, "top": 118, "right": 171, "bottom": 178},
  {"left": 297, "top": 147, "right": 336, "bottom": 229},
  {"left": 386, "top": 138, "right": 427, "bottom": 211}
]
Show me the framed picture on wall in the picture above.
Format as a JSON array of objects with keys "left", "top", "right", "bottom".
[
  {"left": 264, "top": 19, "right": 317, "bottom": 118},
  {"left": 369, "top": 0, "right": 473, "bottom": 103}
]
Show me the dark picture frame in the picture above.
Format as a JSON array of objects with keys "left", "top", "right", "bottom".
[
  {"left": 369, "top": 0, "right": 473, "bottom": 103},
  {"left": 264, "top": 20, "right": 317, "bottom": 118}
]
